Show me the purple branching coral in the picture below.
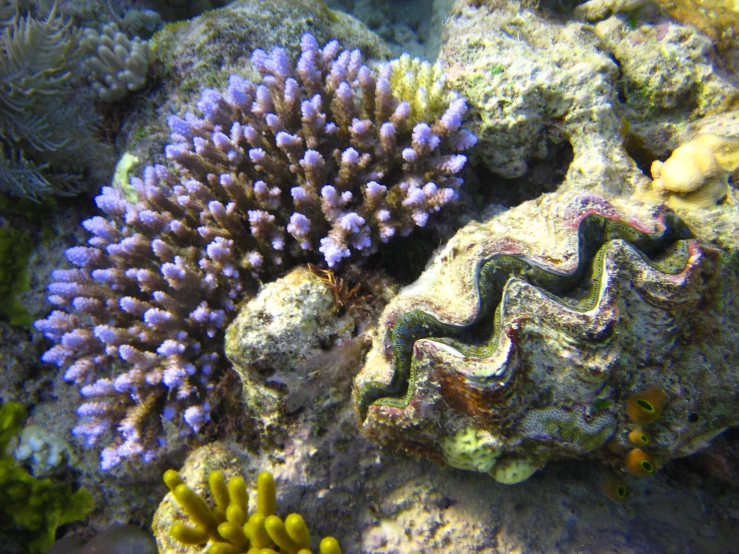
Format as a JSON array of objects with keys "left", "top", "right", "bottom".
[{"left": 34, "top": 34, "right": 476, "bottom": 469}]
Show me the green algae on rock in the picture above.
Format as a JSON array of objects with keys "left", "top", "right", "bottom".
[
  {"left": 0, "top": 402, "right": 93, "bottom": 554},
  {"left": 353, "top": 192, "right": 738, "bottom": 483}
]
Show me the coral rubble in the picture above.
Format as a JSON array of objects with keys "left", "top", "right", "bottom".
[{"left": 354, "top": 192, "right": 739, "bottom": 482}]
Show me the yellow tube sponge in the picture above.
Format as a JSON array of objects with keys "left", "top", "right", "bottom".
[
  {"left": 285, "top": 513, "right": 312, "bottom": 550},
  {"left": 265, "top": 514, "right": 301, "bottom": 553},
  {"left": 245, "top": 513, "right": 271, "bottom": 548},
  {"left": 256, "top": 471, "right": 277, "bottom": 516},
  {"left": 170, "top": 522, "right": 209, "bottom": 545},
  {"left": 173, "top": 483, "right": 220, "bottom": 537}
]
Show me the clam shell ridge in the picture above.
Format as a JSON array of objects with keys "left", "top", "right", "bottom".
[{"left": 353, "top": 195, "right": 726, "bottom": 478}]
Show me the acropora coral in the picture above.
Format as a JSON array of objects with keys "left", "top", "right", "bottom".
[
  {"left": 0, "top": 402, "right": 93, "bottom": 554},
  {"left": 163, "top": 468, "right": 343, "bottom": 554},
  {"left": 34, "top": 33, "right": 475, "bottom": 470},
  {"left": 80, "top": 22, "right": 151, "bottom": 102}
]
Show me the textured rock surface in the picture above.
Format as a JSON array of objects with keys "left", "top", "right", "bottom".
[
  {"left": 438, "top": 0, "right": 738, "bottom": 197},
  {"left": 591, "top": 14, "right": 736, "bottom": 162},
  {"left": 439, "top": 0, "right": 637, "bottom": 192},
  {"left": 226, "top": 264, "right": 395, "bottom": 429},
  {"left": 354, "top": 189, "right": 739, "bottom": 482}
]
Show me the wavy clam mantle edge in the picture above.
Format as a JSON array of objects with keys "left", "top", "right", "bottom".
[{"left": 357, "top": 209, "right": 694, "bottom": 420}]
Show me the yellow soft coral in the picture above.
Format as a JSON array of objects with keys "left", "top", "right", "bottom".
[
  {"left": 649, "top": 133, "right": 739, "bottom": 210},
  {"left": 164, "top": 469, "right": 341, "bottom": 554}
]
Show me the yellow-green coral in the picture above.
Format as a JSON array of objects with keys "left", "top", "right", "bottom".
[
  {"left": 389, "top": 54, "right": 454, "bottom": 125},
  {"left": 112, "top": 152, "right": 141, "bottom": 203},
  {"left": 0, "top": 402, "right": 93, "bottom": 553},
  {"left": 491, "top": 458, "right": 539, "bottom": 485},
  {"left": 440, "top": 427, "right": 502, "bottom": 473},
  {"left": 164, "top": 469, "right": 342, "bottom": 554}
]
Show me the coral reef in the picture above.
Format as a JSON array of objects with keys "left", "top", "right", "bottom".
[
  {"left": 6, "top": 0, "right": 739, "bottom": 551},
  {"left": 33, "top": 32, "right": 472, "bottom": 469},
  {"left": 80, "top": 22, "right": 151, "bottom": 102},
  {"left": 326, "top": 0, "right": 448, "bottom": 59},
  {"left": 354, "top": 192, "right": 739, "bottom": 483},
  {"left": 163, "top": 34, "right": 473, "bottom": 268},
  {"left": 0, "top": 402, "right": 93, "bottom": 554},
  {"left": 653, "top": 0, "right": 739, "bottom": 49},
  {"left": 438, "top": 0, "right": 631, "bottom": 188},
  {"left": 574, "top": 2, "right": 737, "bottom": 162},
  {"left": 439, "top": 0, "right": 737, "bottom": 196},
  {"left": 577, "top": 0, "right": 739, "bottom": 50}
]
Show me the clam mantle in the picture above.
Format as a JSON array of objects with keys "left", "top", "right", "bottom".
[{"left": 353, "top": 193, "right": 739, "bottom": 483}]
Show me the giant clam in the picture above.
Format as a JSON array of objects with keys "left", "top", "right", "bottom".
[{"left": 353, "top": 193, "right": 738, "bottom": 483}]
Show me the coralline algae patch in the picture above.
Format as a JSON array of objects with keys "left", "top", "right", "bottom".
[{"left": 353, "top": 192, "right": 739, "bottom": 483}]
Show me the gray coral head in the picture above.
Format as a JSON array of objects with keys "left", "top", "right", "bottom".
[{"left": 354, "top": 193, "right": 733, "bottom": 483}]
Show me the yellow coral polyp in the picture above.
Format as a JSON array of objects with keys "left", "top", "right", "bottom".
[
  {"left": 164, "top": 468, "right": 343, "bottom": 554},
  {"left": 440, "top": 426, "right": 502, "bottom": 473},
  {"left": 627, "top": 428, "right": 651, "bottom": 447},
  {"left": 491, "top": 458, "right": 539, "bottom": 484},
  {"left": 624, "top": 448, "right": 656, "bottom": 477},
  {"left": 600, "top": 472, "right": 628, "bottom": 501},
  {"left": 625, "top": 386, "right": 669, "bottom": 425}
]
